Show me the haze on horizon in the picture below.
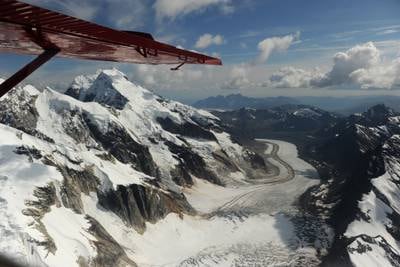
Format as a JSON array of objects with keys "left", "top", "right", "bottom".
[{"left": 1, "top": 0, "right": 400, "bottom": 103}]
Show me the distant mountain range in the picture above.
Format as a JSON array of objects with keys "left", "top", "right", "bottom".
[
  {"left": 193, "top": 93, "right": 400, "bottom": 115},
  {"left": 193, "top": 94, "right": 299, "bottom": 110}
]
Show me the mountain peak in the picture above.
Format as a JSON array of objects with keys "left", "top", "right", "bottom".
[
  {"left": 363, "top": 103, "right": 395, "bottom": 125},
  {"left": 66, "top": 68, "right": 143, "bottom": 110},
  {"left": 365, "top": 103, "right": 394, "bottom": 115},
  {"left": 97, "top": 68, "right": 128, "bottom": 81},
  {"left": 226, "top": 93, "right": 244, "bottom": 98}
]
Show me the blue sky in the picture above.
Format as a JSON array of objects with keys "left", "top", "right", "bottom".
[{"left": 1, "top": 0, "right": 400, "bottom": 102}]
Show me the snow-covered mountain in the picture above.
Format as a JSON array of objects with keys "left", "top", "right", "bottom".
[
  {"left": 0, "top": 69, "right": 270, "bottom": 267},
  {"left": 344, "top": 117, "right": 400, "bottom": 266},
  {"left": 300, "top": 105, "right": 400, "bottom": 267}
]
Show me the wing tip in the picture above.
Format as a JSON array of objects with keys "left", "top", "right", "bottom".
[{"left": 206, "top": 58, "right": 223, "bottom": 66}]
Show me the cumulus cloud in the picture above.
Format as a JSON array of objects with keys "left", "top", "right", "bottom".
[
  {"left": 154, "top": 0, "right": 231, "bottom": 21},
  {"left": 349, "top": 59, "right": 400, "bottom": 89},
  {"left": 106, "top": 0, "right": 149, "bottom": 28},
  {"left": 256, "top": 32, "right": 300, "bottom": 64},
  {"left": 195, "top": 34, "right": 224, "bottom": 49},
  {"left": 265, "top": 67, "right": 323, "bottom": 88},
  {"left": 133, "top": 65, "right": 203, "bottom": 89},
  {"left": 265, "top": 42, "right": 400, "bottom": 89},
  {"left": 222, "top": 65, "right": 251, "bottom": 90},
  {"left": 315, "top": 42, "right": 381, "bottom": 87}
]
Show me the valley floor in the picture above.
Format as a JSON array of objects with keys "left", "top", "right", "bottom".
[{"left": 123, "top": 139, "right": 332, "bottom": 266}]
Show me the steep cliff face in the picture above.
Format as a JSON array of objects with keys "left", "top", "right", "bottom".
[
  {"left": 0, "top": 69, "right": 268, "bottom": 267},
  {"left": 299, "top": 105, "right": 400, "bottom": 267},
  {"left": 344, "top": 130, "right": 400, "bottom": 267}
]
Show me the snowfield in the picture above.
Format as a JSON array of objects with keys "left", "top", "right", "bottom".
[
  {"left": 86, "top": 138, "right": 325, "bottom": 266},
  {"left": 346, "top": 170, "right": 400, "bottom": 267},
  {"left": 82, "top": 192, "right": 297, "bottom": 267}
]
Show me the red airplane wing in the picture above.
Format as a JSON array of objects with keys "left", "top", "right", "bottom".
[
  {"left": 0, "top": 0, "right": 222, "bottom": 65},
  {"left": 0, "top": 0, "right": 222, "bottom": 97}
]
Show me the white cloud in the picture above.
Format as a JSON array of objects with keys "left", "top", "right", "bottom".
[
  {"left": 24, "top": 0, "right": 149, "bottom": 28},
  {"left": 24, "top": 0, "right": 98, "bottom": 20},
  {"left": 195, "top": 34, "right": 224, "bottom": 49},
  {"left": 220, "top": 3, "right": 235, "bottom": 14},
  {"left": 349, "top": 59, "right": 400, "bottom": 89},
  {"left": 377, "top": 29, "right": 399, "bottom": 35},
  {"left": 154, "top": 0, "right": 231, "bottom": 21},
  {"left": 256, "top": 32, "right": 300, "bottom": 64},
  {"left": 315, "top": 42, "right": 381, "bottom": 87},
  {"left": 265, "top": 42, "right": 400, "bottom": 90},
  {"left": 265, "top": 67, "right": 323, "bottom": 88},
  {"left": 133, "top": 65, "right": 204, "bottom": 89},
  {"left": 106, "top": 0, "right": 149, "bottom": 28},
  {"left": 222, "top": 65, "right": 251, "bottom": 90}
]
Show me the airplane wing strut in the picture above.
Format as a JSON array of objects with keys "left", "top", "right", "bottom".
[{"left": 0, "top": 49, "right": 59, "bottom": 97}]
